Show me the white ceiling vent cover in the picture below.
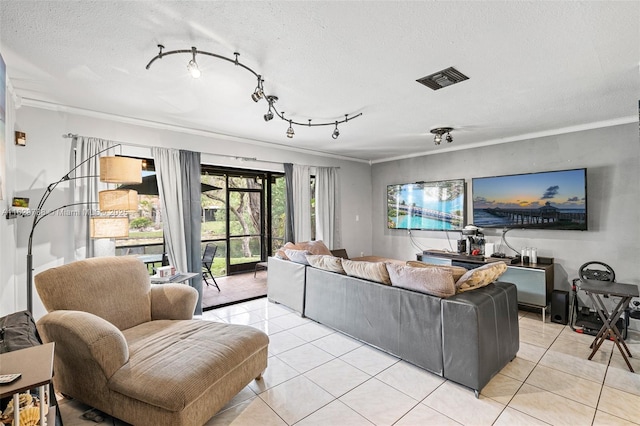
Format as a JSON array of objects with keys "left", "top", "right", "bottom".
[{"left": 416, "top": 67, "right": 469, "bottom": 90}]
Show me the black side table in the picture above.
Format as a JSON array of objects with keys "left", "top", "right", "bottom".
[{"left": 579, "top": 279, "right": 639, "bottom": 372}]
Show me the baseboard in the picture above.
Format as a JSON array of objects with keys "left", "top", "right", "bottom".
[{"left": 203, "top": 294, "right": 267, "bottom": 311}]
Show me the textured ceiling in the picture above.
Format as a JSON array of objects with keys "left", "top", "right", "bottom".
[{"left": 1, "top": 1, "right": 638, "bottom": 162}]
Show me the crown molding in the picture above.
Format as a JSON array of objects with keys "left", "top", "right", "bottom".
[
  {"left": 371, "top": 115, "right": 638, "bottom": 164},
  {"left": 19, "top": 98, "right": 371, "bottom": 165}
]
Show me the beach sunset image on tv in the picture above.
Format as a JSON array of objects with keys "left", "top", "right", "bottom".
[
  {"left": 387, "top": 179, "right": 465, "bottom": 231},
  {"left": 472, "top": 169, "right": 587, "bottom": 230}
]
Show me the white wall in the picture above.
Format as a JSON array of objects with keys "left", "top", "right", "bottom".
[
  {"left": 371, "top": 123, "right": 640, "bottom": 292},
  {"left": 6, "top": 106, "right": 372, "bottom": 317},
  {"left": 0, "top": 84, "right": 18, "bottom": 316}
]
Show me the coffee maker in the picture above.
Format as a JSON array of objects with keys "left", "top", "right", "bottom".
[{"left": 461, "top": 225, "right": 485, "bottom": 256}]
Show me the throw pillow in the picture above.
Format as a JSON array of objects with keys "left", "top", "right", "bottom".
[
  {"left": 302, "top": 240, "right": 334, "bottom": 256},
  {"left": 386, "top": 264, "right": 456, "bottom": 298},
  {"left": 455, "top": 261, "right": 508, "bottom": 293},
  {"left": 284, "top": 249, "right": 311, "bottom": 265},
  {"left": 406, "top": 260, "right": 468, "bottom": 282},
  {"left": 276, "top": 242, "right": 297, "bottom": 260},
  {"left": 275, "top": 240, "right": 333, "bottom": 260},
  {"left": 306, "top": 254, "right": 345, "bottom": 274},
  {"left": 342, "top": 259, "right": 391, "bottom": 285}
]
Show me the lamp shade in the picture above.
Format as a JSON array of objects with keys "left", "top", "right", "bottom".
[
  {"left": 100, "top": 157, "right": 143, "bottom": 184},
  {"left": 99, "top": 190, "right": 138, "bottom": 212},
  {"left": 90, "top": 217, "right": 130, "bottom": 239}
]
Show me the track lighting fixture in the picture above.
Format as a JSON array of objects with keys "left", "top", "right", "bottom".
[
  {"left": 286, "top": 120, "right": 295, "bottom": 138},
  {"left": 430, "top": 127, "right": 454, "bottom": 146},
  {"left": 186, "top": 46, "right": 201, "bottom": 78},
  {"left": 146, "top": 44, "right": 363, "bottom": 139}
]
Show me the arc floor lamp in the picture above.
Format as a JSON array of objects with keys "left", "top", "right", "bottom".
[{"left": 26, "top": 145, "right": 142, "bottom": 312}]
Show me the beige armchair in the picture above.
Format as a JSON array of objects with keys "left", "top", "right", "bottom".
[{"left": 35, "top": 256, "right": 268, "bottom": 426}]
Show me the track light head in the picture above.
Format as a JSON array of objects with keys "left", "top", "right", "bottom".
[
  {"left": 251, "top": 90, "right": 263, "bottom": 102},
  {"left": 264, "top": 111, "right": 274, "bottom": 121},
  {"left": 286, "top": 120, "right": 295, "bottom": 138},
  {"left": 430, "top": 127, "right": 454, "bottom": 146},
  {"left": 187, "top": 60, "right": 201, "bottom": 78},
  {"left": 187, "top": 47, "right": 201, "bottom": 78},
  {"left": 332, "top": 121, "right": 340, "bottom": 139},
  {"left": 251, "top": 77, "right": 264, "bottom": 102}
]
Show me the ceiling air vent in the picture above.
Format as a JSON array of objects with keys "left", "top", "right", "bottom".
[{"left": 416, "top": 67, "right": 469, "bottom": 91}]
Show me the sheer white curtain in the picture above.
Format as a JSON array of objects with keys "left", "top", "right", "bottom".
[
  {"left": 293, "top": 165, "right": 312, "bottom": 242},
  {"left": 152, "top": 147, "right": 188, "bottom": 273},
  {"left": 72, "top": 137, "right": 115, "bottom": 259},
  {"left": 315, "top": 167, "right": 341, "bottom": 249}
]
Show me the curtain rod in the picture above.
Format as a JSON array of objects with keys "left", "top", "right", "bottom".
[
  {"left": 62, "top": 133, "right": 338, "bottom": 169},
  {"left": 63, "top": 133, "right": 151, "bottom": 150}
]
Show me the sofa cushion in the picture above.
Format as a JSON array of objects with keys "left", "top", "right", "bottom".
[
  {"left": 284, "top": 249, "right": 311, "bottom": 265},
  {"left": 455, "top": 261, "right": 508, "bottom": 293},
  {"left": 386, "top": 264, "right": 456, "bottom": 298},
  {"left": 113, "top": 320, "right": 269, "bottom": 412},
  {"left": 276, "top": 240, "right": 333, "bottom": 260},
  {"left": 406, "top": 260, "right": 468, "bottom": 282},
  {"left": 342, "top": 259, "right": 391, "bottom": 285},
  {"left": 306, "top": 254, "right": 345, "bottom": 274},
  {"left": 350, "top": 255, "right": 405, "bottom": 265}
]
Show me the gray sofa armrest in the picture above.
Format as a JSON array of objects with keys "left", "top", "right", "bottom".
[
  {"left": 150, "top": 284, "right": 198, "bottom": 320},
  {"left": 441, "top": 281, "right": 519, "bottom": 394},
  {"left": 267, "top": 257, "right": 307, "bottom": 315}
]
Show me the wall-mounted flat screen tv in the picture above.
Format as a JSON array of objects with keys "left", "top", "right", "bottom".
[
  {"left": 387, "top": 179, "right": 465, "bottom": 231},
  {"left": 472, "top": 168, "right": 587, "bottom": 230}
]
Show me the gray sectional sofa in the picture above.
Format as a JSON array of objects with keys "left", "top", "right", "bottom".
[{"left": 267, "top": 256, "right": 519, "bottom": 396}]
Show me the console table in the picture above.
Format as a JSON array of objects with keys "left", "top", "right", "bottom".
[{"left": 419, "top": 250, "right": 554, "bottom": 320}]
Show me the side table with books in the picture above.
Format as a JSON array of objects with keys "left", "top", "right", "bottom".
[
  {"left": 0, "top": 342, "right": 55, "bottom": 425},
  {"left": 150, "top": 272, "right": 198, "bottom": 284}
]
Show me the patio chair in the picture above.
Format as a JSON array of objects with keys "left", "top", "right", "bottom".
[{"left": 202, "top": 243, "right": 221, "bottom": 291}]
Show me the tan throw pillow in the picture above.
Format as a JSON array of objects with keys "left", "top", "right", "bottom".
[
  {"left": 455, "top": 261, "right": 508, "bottom": 293},
  {"left": 386, "top": 264, "right": 455, "bottom": 298},
  {"left": 406, "top": 260, "right": 468, "bottom": 282},
  {"left": 342, "top": 259, "right": 391, "bottom": 285},
  {"left": 301, "top": 240, "right": 333, "bottom": 256},
  {"left": 277, "top": 240, "right": 333, "bottom": 259},
  {"left": 284, "top": 249, "right": 311, "bottom": 265},
  {"left": 306, "top": 254, "right": 345, "bottom": 274}
]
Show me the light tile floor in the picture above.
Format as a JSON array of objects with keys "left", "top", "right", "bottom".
[{"left": 58, "top": 298, "right": 640, "bottom": 425}]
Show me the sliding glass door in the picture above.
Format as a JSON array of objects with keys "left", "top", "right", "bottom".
[{"left": 202, "top": 166, "right": 283, "bottom": 275}]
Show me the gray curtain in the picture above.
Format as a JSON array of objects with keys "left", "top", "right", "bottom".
[
  {"left": 315, "top": 167, "right": 341, "bottom": 249},
  {"left": 152, "top": 148, "right": 188, "bottom": 273},
  {"left": 72, "top": 137, "right": 115, "bottom": 259},
  {"left": 180, "top": 150, "right": 203, "bottom": 315},
  {"left": 284, "top": 163, "right": 294, "bottom": 243}
]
